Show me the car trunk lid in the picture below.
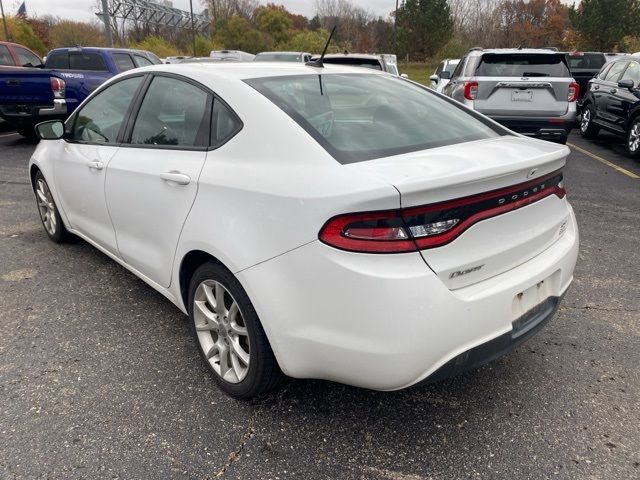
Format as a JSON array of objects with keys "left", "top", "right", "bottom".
[{"left": 347, "top": 136, "right": 571, "bottom": 289}]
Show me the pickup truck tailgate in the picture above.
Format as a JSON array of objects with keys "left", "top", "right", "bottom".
[{"left": 0, "top": 69, "right": 53, "bottom": 106}]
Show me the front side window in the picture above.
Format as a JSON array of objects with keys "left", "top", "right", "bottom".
[
  {"left": 130, "top": 76, "right": 210, "bottom": 147},
  {"left": 247, "top": 73, "right": 504, "bottom": 164},
  {"left": 604, "top": 61, "right": 628, "bottom": 82},
  {"left": 14, "top": 47, "right": 41, "bottom": 67},
  {"left": 444, "top": 61, "right": 459, "bottom": 75},
  {"left": 69, "top": 53, "right": 107, "bottom": 71},
  {"left": 620, "top": 62, "right": 640, "bottom": 86},
  {"left": 0, "top": 45, "right": 12, "bottom": 65},
  {"left": 476, "top": 54, "right": 570, "bottom": 77},
  {"left": 72, "top": 76, "right": 143, "bottom": 143},
  {"left": 113, "top": 53, "right": 135, "bottom": 72}
]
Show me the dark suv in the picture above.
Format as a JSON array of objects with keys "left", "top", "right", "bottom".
[{"left": 580, "top": 55, "right": 640, "bottom": 158}]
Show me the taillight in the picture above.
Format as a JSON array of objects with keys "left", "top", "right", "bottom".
[
  {"left": 319, "top": 170, "right": 566, "bottom": 254},
  {"left": 50, "top": 77, "right": 65, "bottom": 99},
  {"left": 568, "top": 82, "right": 579, "bottom": 102},
  {"left": 463, "top": 81, "right": 478, "bottom": 100}
]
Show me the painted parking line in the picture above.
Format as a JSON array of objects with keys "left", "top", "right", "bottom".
[
  {"left": 0, "top": 132, "right": 20, "bottom": 139},
  {"left": 567, "top": 142, "right": 640, "bottom": 179}
]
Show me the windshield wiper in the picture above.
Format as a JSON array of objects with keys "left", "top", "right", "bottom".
[{"left": 521, "top": 72, "right": 550, "bottom": 77}]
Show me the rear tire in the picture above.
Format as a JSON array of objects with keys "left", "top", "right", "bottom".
[
  {"left": 33, "top": 171, "right": 70, "bottom": 243},
  {"left": 579, "top": 103, "right": 599, "bottom": 139},
  {"left": 627, "top": 118, "right": 640, "bottom": 159},
  {"left": 188, "top": 261, "right": 283, "bottom": 399}
]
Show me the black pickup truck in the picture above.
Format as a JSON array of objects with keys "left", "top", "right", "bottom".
[{"left": 564, "top": 51, "right": 607, "bottom": 112}]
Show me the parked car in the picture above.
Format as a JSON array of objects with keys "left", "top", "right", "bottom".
[
  {"left": 579, "top": 55, "right": 640, "bottom": 158},
  {"left": 254, "top": 51, "right": 313, "bottom": 63},
  {"left": 178, "top": 57, "right": 238, "bottom": 64},
  {"left": 444, "top": 48, "right": 579, "bottom": 144},
  {"left": 29, "top": 62, "right": 578, "bottom": 398},
  {"left": 429, "top": 58, "right": 459, "bottom": 92},
  {"left": 210, "top": 50, "right": 255, "bottom": 62},
  {"left": 563, "top": 51, "right": 607, "bottom": 111},
  {"left": 0, "top": 46, "right": 161, "bottom": 137},
  {"left": 605, "top": 52, "right": 630, "bottom": 63},
  {"left": 165, "top": 55, "right": 191, "bottom": 64},
  {"left": 309, "top": 53, "right": 404, "bottom": 76},
  {"left": 0, "top": 40, "right": 43, "bottom": 68}
]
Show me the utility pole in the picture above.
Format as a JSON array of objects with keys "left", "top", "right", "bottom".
[
  {"left": 100, "top": 0, "right": 113, "bottom": 47},
  {"left": 0, "top": 0, "right": 10, "bottom": 42},
  {"left": 189, "top": 0, "right": 196, "bottom": 57},
  {"left": 393, "top": 0, "right": 399, "bottom": 55}
]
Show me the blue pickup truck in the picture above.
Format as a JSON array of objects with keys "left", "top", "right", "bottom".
[{"left": 0, "top": 47, "right": 161, "bottom": 137}]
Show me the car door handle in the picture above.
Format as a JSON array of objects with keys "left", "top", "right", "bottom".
[
  {"left": 609, "top": 88, "right": 617, "bottom": 94},
  {"left": 87, "top": 160, "right": 104, "bottom": 170},
  {"left": 593, "top": 85, "right": 599, "bottom": 90},
  {"left": 160, "top": 171, "right": 191, "bottom": 185}
]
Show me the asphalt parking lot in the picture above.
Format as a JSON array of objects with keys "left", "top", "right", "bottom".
[{"left": 1, "top": 129, "right": 639, "bottom": 479}]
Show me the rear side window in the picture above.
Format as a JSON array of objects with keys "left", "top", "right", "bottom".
[
  {"left": 565, "top": 53, "right": 606, "bottom": 70},
  {"left": 604, "top": 62, "right": 628, "bottom": 82},
  {"left": 0, "top": 45, "right": 12, "bottom": 65},
  {"left": 133, "top": 55, "right": 153, "bottom": 67},
  {"left": 113, "top": 53, "right": 135, "bottom": 72},
  {"left": 597, "top": 63, "right": 613, "bottom": 79},
  {"left": 211, "top": 99, "right": 242, "bottom": 146},
  {"left": 45, "top": 53, "right": 69, "bottom": 69},
  {"left": 130, "top": 76, "right": 211, "bottom": 148},
  {"left": 14, "top": 47, "right": 41, "bottom": 67},
  {"left": 477, "top": 54, "right": 570, "bottom": 77},
  {"left": 247, "top": 73, "right": 503, "bottom": 164},
  {"left": 69, "top": 53, "right": 107, "bottom": 71}
]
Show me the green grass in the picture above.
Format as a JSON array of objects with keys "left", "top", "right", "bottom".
[{"left": 397, "top": 62, "right": 439, "bottom": 86}]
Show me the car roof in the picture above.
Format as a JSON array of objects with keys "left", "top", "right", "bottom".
[
  {"left": 474, "top": 48, "right": 562, "bottom": 55},
  {"left": 316, "top": 53, "right": 381, "bottom": 60},
  {"left": 256, "top": 51, "right": 309, "bottom": 55},
  {"left": 135, "top": 62, "right": 388, "bottom": 81},
  {"left": 48, "top": 47, "right": 148, "bottom": 54}
]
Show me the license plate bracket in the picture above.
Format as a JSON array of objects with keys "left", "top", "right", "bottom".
[{"left": 511, "top": 89, "right": 533, "bottom": 102}]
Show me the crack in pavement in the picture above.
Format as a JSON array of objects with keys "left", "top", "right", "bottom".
[
  {"left": 562, "top": 305, "right": 639, "bottom": 313},
  {"left": 208, "top": 409, "right": 258, "bottom": 479}
]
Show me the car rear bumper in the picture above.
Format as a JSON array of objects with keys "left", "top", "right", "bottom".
[
  {"left": 238, "top": 203, "right": 579, "bottom": 391},
  {"left": 489, "top": 115, "right": 576, "bottom": 141},
  {"left": 0, "top": 99, "right": 67, "bottom": 127}
]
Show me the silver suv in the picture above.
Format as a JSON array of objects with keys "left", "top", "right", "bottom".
[{"left": 443, "top": 48, "right": 579, "bottom": 144}]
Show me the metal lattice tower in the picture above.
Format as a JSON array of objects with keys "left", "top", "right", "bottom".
[{"left": 100, "top": 0, "right": 209, "bottom": 32}]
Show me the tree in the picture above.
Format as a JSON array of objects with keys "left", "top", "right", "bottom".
[
  {"left": 0, "top": 17, "right": 47, "bottom": 55},
  {"left": 396, "top": 0, "right": 453, "bottom": 60},
  {"left": 283, "top": 29, "right": 329, "bottom": 52},
  {"left": 213, "top": 15, "right": 268, "bottom": 52},
  {"left": 129, "top": 35, "right": 179, "bottom": 57},
  {"left": 254, "top": 4, "right": 293, "bottom": 47},
  {"left": 50, "top": 20, "right": 106, "bottom": 48},
  {"left": 570, "top": 0, "right": 639, "bottom": 51}
]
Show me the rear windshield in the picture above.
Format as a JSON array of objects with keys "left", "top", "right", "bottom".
[
  {"left": 255, "top": 53, "right": 302, "bottom": 62},
  {"left": 246, "top": 73, "right": 504, "bottom": 164},
  {"left": 565, "top": 53, "right": 606, "bottom": 70},
  {"left": 320, "top": 58, "right": 383, "bottom": 71},
  {"left": 477, "top": 53, "right": 570, "bottom": 77}
]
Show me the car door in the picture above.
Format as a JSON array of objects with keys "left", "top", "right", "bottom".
[
  {"left": 54, "top": 75, "right": 146, "bottom": 254},
  {"left": 607, "top": 61, "right": 640, "bottom": 132},
  {"left": 595, "top": 61, "right": 628, "bottom": 126},
  {"left": 104, "top": 74, "right": 213, "bottom": 287}
]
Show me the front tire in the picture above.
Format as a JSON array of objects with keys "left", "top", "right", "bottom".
[
  {"left": 34, "top": 171, "right": 70, "bottom": 243},
  {"left": 627, "top": 118, "right": 640, "bottom": 159},
  {"left": 580, "top": 103, "right": 599, "bottom": 139},
  {"left": 188, "top": 261, "right": 283, "bottom": 399}
]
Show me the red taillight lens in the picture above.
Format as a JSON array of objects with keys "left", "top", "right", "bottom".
[
  {"left": 463, "top": 81, "right": 478, "bottom": 100},
  {"left": 319, "top": 170, "right": 566, "bottom": 254},
  {"left": 50, "top": 77, "right": 65, "bottom": 99},
  {"left": 568, "top": 82, "right": 579, "bottom": 102}
]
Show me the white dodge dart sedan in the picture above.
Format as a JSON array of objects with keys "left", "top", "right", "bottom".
[{"left": 30, "top": 63, "right": 578, "bottom": 398}]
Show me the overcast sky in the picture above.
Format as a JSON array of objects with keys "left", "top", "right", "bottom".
[{"left": 3, "top": 0, "right": 398, "bottom": 22}]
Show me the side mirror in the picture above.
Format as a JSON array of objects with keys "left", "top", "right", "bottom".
[
  {"left": 400, "top": 73, "right": 409, "bottom": 79},
  {"left": 440, "top": 71, "right": 451, "bottom": 80},
  {"left": 429, "top": 74, "right": 439, "bottom": 83},
  {"left": 618, "top": 79, "right": 634, "bottom": 90},
  {"left": 35, "top": 120, "right": 64, "bottom": 140}
]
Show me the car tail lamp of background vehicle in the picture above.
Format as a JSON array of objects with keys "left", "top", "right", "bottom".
[
  {"left": 50, "top": 77, "right": 65, "bottom": 99},
  {"left": 568, "top": 82, "right": 579, "bottom": 102},
  {"left": 319, "top": 170, "right": 566, "bottom": 253},
  {"left": 463, "top": 81, "right": 478, "bottom": 100}
]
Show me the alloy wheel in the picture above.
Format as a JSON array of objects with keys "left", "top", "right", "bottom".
[
  {"left": 580, "top": 109, "right": 591, "bottom": 134},
  {"left": 36, "top": 179, "right": 57, "bottom": 236},
  {"left": 629, "top": 123, "right": 640, "bottom": 153},
  {"left": 193, "top": 280, "right": 250, "bottom": 383}
]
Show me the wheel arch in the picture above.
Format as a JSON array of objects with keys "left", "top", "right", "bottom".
[
  {"left": 29, "top": 163, "right": 41, "bottom": 188},
  {"left": 626, "top": 107, "right": 640, "bottom": 130},
  {"left": 178, "top": 249, "right": 231, "bottom": 310}
]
